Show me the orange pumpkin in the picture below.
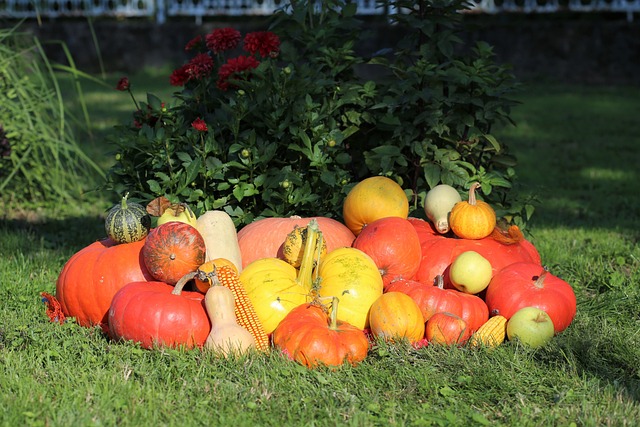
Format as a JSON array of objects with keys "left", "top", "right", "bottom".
[
  {"left": 368, "top": 292, "right": 425, "bottom": 343},
  {"left": 142, "top": 222, "right": 206, "bottom": 285},
  {"left": 272, "top": 298, "right": 369, "bottom": 369},
  {"left": 56, "top": 238, "right": 153, "bottom": 332},
  {"left": 237, "top": 216, "right": 355, "bottom": 268},
  {"left": 449, "top": 182, "right": 496, "bottom": 240},
  {"left": 342, "top": 176, "right": 409, "bottom": 236}
]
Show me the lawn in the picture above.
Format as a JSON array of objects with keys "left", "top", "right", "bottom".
[{"left": 1, "top": 69, "right": 639, "bottom": 426}]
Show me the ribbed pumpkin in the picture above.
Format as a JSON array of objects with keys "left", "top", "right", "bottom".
[
  {"left": 484, "top": 262, "right": 577, "bottom": 334},
  {"left": 237, "top": 216, "right": 355, "bottom": 269},
  {"left": 56, "top": 238, "right": 153, "bottom": 332},
  {"left": 272, "top": 298, "right": 369, "bottom": 369},
  {"left": 469, "top": 315, "right": 507, "bottom": 348},
  {"left": 107, "top": 280, "right": 210, "bottom": 349},
  {"left": 105, "top": 192, "right": 151, "bottom": 244},
  {"left": 368, "top": 292, "right": 425, "bottom": 343},
  {"left": 449, "top": 182, "right": 496, "bottom": 240},
  {"left": 142, "top": 222, "right": 206, "bottom": 285},
  {"left": 316, "top": 247, "right": 384, "bottom": 330}
]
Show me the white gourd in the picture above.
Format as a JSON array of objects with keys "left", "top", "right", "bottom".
[
  {"left": 423, "top": 184, "right": 462, "bottom": 234},
  {"left": 196, "top": 210, "right": 243, "bottom": 272}
]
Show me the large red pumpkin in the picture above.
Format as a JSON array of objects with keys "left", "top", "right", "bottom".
[
  {"left": 272, "top": 299, "right": 369, "bottom": 369},
  {"left": 408, "top": 218, "right": 541, "bottom": 286},
  {"left": 108, "top": 280, "right": 211, "bottom": 349},
  {"left": 142, "top": 222, "right": 206, "bottom": 285},
  {"left": 55, "top": 238, "right": 153, "bottom": 332},
  {"left": 237, "top": 216, "right": 356, "bottom": 268},
  {"left": 484, "top": 262, "right": 577, "bottom": 334},
  {"left": 387, "top": 276, "right": 488, "bottom": 333},
  {"left": 352, "top": 217, "right": 422, "bottom": 289}
]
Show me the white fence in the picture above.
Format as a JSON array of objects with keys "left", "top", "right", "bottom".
[{"left": 2, "top": 0, "right": 639, "bottom": 24}]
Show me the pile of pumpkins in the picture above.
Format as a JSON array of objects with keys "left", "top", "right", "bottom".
[{"left": 54, "top": 177, "right": 577, "bottom": 368}]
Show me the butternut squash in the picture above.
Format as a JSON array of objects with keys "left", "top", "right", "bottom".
[
  {"left": 204, "top": 285, "right": 256, "bottom": 357},
  {"left": 196, "top": 210, "right": 243, "bottom": 272}
]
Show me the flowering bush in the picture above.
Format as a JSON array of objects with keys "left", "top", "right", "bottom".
[{"left": 107, "top": 0, "right": 531, "bottom": 227}]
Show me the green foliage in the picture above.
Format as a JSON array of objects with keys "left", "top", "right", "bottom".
[
  {"left": 106, "top": 0, "right": 526, "bottom": 227},
  {"left": 0, "top": 24, "right": 104, "bottom": 207},
  {"left": 368, "top": 0, "right": 531, "bottom": 222}
]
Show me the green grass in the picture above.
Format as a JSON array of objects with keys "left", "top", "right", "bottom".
[{"left": 1, "top": 75, "right": 640, "bottom": 426}]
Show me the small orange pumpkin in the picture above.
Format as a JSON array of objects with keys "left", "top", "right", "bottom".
[
  {"left": 194, "top": 258, "right": 240, "bottom": 293},
  {"left": 449, "top": 182, "right": 496, "bottom": 240},
  {"left": 368, "top": 292, "right": 425, "bottom": 344}
]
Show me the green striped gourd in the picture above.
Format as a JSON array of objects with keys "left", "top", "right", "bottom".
[{"left": 105, "top": 193, "right": 151, "bottom": 244}]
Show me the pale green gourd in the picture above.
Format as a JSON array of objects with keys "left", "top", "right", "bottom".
[{"left": 423, "top": 184, "right": 462, "bottom": 234}]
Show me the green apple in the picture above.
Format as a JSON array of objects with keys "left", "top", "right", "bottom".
[
  {"left": 506, "top": 306, "right": 555, "bottom": 348},
  {"left": 157, "top": 203, "right": 198, "bottom": 228},
  {"left": 449, "top": 250, "right": 493, "bottom": 294}
]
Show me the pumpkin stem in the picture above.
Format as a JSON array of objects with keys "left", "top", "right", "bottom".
[
  {"left": 121, "top": 192, "right": 130, "bottom": 209},
  {"left": 434, "top": 275, "right": 445, "bottom": 289},
  {"left": 297, "top": 219, "right": 322, "bottom": 293},
  {"left": 328, "top": 296, "right": 340, "bottom": 330},
  {"left": 468, "top": 182, "right": 481, "bottom": 206},
  {"left": 173, "top": 271, "right": 198, "bottom": 295},
  {"left": 534, "top": 268, "right": 549, "bottom": 289}
]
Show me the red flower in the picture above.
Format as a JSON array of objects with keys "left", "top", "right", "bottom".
[
  {"left": 243, "top": 31, "right": 280, "bottom": 58},
  {"left": 206, "top": 27, "right": 241, "bottom": 54},
  {"left": 191, "top": 118, "right": 208, "bottom": 132},
  {"left": 185, "top": 35, "right": 203, "bottom": 52},
  {"left": 116, "top": 77, "right": 130, "bottom": 91},
  {"left": 216, "top": 55, "right": 260, "bottom": 91},
  {"left": 170, "top": 64, "right": 190, "bottom": 86},
  {"left": 186, "top": 53, "right": 214, "bottom": 80}
]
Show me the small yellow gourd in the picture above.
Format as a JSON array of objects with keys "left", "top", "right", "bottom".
[
  {"left": 204, "top": 285, "right": 256, "bottom": 357},
  {"left": 449, "top": 182, "right": 496, "bottom": 240},
  {"left": 282, "top": 224, "right": 327, "bottom": 268},
  {"left": 469, "top": 315, "right": 507, "bottom": 348}
]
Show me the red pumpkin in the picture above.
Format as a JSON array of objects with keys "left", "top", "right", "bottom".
[
  {"left": 142, "top": 222, "right": 206, "bottom": 285},
  {"left": 484, "top": 262, "right": 577, "bottom": 334},
  {"left": 56, "top": 238, "right": 153, "bottom": 332},
  {"left": 108, "top": 280, "right": 211, "bottom": 349},
  {"left": 272, "top": 299, "right": 369, "bottom": 369},
  {"left": 387, "top": 276, "right": 488, "bottom": 333},
  {"left": 408, "top": 218, "right": 541, "bottom": 287},
  {"left": 352, "top": 217, "right": 422, "bottom": 289},
  {"left": 237, "top": 216, "right": 355, "bottom": 268},
  {"left": 426, "top": 312, "right": 470, "bottom": 345}
]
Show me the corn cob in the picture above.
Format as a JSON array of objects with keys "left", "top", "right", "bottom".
[
  {"left": 470, "top": 315, "right": 507, "bottom": 348},
  {"left": 211, "top": 265, "right": 270, "bottom": 352}
]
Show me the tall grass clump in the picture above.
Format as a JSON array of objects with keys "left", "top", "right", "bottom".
[{"left": 0, "top": 24, "right": 104, "bottom": 209}]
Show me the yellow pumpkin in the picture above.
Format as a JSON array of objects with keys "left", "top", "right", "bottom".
[
  {"left": 239, "top": 220, "right": 323, "bottom": 334},
  {"left": 449, "top": 182, "right": 496, "bottom": 240},
  {"left": 316, "top": 247, "right": 384, "bottom": 330},
  {"left": 342, "top": 176, "right": 409, "bottom": 236}
]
